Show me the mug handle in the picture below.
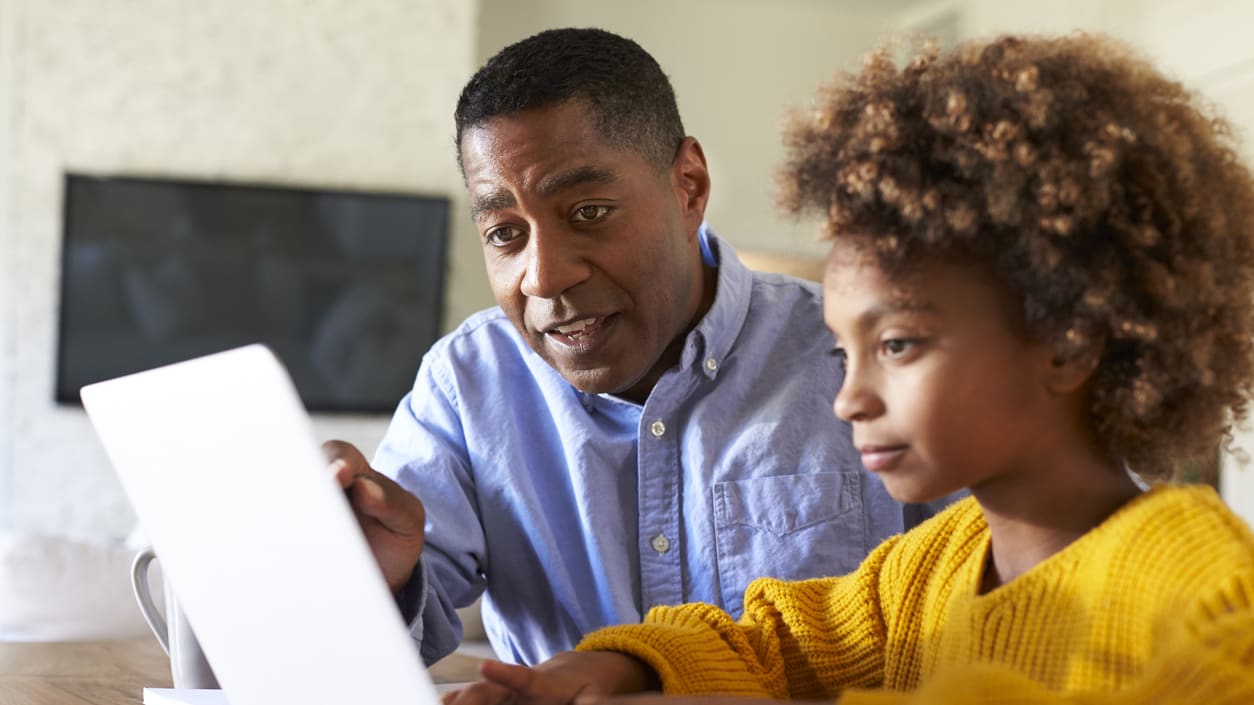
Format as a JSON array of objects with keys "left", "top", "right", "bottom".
[{"left": 130, "top": 547, "right": 170, "bottom": 655}]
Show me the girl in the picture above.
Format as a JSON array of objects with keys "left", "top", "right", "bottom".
[{"left": 448, "top": 33, "right": 1254, "bottom": 704}]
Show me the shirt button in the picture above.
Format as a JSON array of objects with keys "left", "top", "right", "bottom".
[
  {"left": 650, "top": 420, "right": 666, "bottom": 437},
  {"left": 650, "top": 534, "right": 671, "bottom": 554},
  {"left": 704, "top": 357, "right": 718, "bottom": 372}
]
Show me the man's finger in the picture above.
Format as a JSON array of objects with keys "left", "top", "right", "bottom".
[
  {"left": 346, "top": 474, "right": 388, "bottom": 509},
  {"left": 329, "top": 458, "right": 358, "bottom": 489},
  {"left": 324, "top": 440, "right": 371, "bottom": 489},
  {"left": 343, "top": 472, "right": 426, "bottom": 540},
  {"left": 321, "top": 438, "right": 366, "bottom": 463}
]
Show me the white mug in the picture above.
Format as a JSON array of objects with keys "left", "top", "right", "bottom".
[{"left": 130, "top": 547, "right": 220, "bottom": 689}]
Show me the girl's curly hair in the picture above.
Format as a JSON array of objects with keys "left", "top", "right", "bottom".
[{"left": 780, "top": 33, "right": 1254, "bottom": 477}]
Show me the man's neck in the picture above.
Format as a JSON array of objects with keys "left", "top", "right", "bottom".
[{"left": 616, "top": 261, "right": 720, "bottom": 404}]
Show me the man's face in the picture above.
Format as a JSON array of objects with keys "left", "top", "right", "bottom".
[{"left": 460, "top": 101, "right": 710, "bottom": 402}]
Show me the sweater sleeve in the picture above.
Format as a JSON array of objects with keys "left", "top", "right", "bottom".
[
  {"left": 837, "top": 569, "right": 1254, "bottom": 705},
  {"left": 575, "top": 534, "right": 901, "bottom": 699}
]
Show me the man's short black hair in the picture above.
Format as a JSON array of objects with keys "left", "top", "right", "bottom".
[{"left": 454, "top": 27, "right": 686, "bottom": 175}]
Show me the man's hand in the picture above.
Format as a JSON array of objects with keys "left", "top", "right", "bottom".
[
  {"left": 443, "top": 651, "right": 660, "bottom": 705},
  {"left": 323, "top": 440, "right": 426, "bottom": 594}
]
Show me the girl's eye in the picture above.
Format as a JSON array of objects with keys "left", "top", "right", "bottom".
[
  {"left": 829, "top": 346, "right": 848, "bottom": 369},
  {"left": 881, "top": 338, "right": 919, "bottom": 358},
  {"left": 573, "top": 205, "right": 611, "bottom": 222}
]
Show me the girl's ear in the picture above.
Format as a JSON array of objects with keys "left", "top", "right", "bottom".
[{"left": 1043, "top": 336, "right": 1105, "bottom": 394}]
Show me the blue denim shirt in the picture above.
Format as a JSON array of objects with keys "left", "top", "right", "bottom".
[{"left": 373, "top": 226, "right": 952, "bottom": 665}]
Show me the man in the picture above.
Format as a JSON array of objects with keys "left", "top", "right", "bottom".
[{"left": 327, "top": 27, "right": 949, "bottom": 666}]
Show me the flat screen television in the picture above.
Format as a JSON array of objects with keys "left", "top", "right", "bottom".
[{"left": 56, "top": 173, "right": 450, "bottom": 413}]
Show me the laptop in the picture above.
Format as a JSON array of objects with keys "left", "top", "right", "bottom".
[{"left": 81, "top": 344, "right": 444, "bottom": 705}]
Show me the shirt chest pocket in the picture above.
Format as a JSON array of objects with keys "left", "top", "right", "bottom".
[{"left": 713, "top": 472, "right": 868, "bottom": 618}]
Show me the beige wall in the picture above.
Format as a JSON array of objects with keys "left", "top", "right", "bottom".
[
  {"left": 896, "top": 0, "right": 1144, "bottom": 37},
  {"left": 0, "top": 0, "right": 482, "bottom": 539},
  {"left": 1137, "top": 0, "right": 1254, "bottom": 525}
]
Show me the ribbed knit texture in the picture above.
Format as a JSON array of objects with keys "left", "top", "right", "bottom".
[{"left": 577, "top": 485, "right": 1254, "bottom": 703}]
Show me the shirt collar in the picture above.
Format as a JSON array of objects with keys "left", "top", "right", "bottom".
[
  {"left": 678, "top": 223, "right": 752, "bottom": 375},
  {"left": 581, "top": 222, "right": 754, "bottom": 409}
]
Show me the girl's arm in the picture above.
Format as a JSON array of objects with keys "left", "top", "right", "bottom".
[{"left": 575, "top": 535, "right": 901, "bottom": 699}]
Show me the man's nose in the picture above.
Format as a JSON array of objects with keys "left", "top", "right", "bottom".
[{"left": 520, "top": 229, "right": 591, "bottom": 299}]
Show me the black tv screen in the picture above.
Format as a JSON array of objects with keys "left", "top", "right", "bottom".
[{"left": 56, "top": 173, "right": 450, "bottom": 413}]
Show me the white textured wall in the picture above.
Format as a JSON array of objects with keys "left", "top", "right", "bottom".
[
  {"left": 0, "top": 0, "right": 15, "bottom": 534},
  {"left": 0, "top": 0, "right": 485, "bottom": 540}
]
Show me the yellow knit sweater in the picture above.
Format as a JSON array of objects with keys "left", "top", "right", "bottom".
[{"left": 577, "top": 485, "right": 1254, "bottom": 703}]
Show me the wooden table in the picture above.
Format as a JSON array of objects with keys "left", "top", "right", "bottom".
[{"left": 0, "top": 638, "right": 486, "bottom": 705}]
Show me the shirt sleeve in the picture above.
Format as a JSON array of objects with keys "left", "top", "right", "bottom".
[
  {"left": 575, "top": 534, "right": 900, "bottom": 698},
  {"left": 372, "top": 354, "right": 488, "bottom": 665}
]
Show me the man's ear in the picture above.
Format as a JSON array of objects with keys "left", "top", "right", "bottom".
[
  {"left": 671, "top": 137, "right": 711, "bottom": 232},
  {"left": 1043, "top": 336, "right": 1105, "bottom": 394}
]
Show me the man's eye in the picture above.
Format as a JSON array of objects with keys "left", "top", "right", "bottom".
[
  {"left": 485, "top": 226, "right": 522, "bottom": 247},
  {"left": 573, "top": 205, "right": 611, "bottom": 222}
]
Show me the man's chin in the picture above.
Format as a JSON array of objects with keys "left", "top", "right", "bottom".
[
  {"left": 557, "top": 366, "right": 644, "bottom": 398},
  {"left": 564, "top": 374, "right": 627, "bottom": 397}
]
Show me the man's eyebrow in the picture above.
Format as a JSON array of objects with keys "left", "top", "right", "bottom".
[
  {"left": 536, "top": 165, "right": 618, "bottom": 198},
  {"left": 469, "top": 165, "right": 619, "bottom": 222},
  {"left": 469, "top": 191, "right": 515, "bottom": 221}
]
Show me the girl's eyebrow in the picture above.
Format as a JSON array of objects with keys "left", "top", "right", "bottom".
[{"left": 851, "top": 299, "right": 936, "bottom": 332}]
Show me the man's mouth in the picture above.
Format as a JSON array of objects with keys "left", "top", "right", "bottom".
[{"left": 546, "top": 315, "right": 611, "bottom": 346}]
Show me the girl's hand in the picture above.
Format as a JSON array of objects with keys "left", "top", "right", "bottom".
[
  {"left": 579, "top": 698, "right": 823, "bottom": 705},
  {"left": 443, "top": 651, "right": 660, "bottom": 705}
]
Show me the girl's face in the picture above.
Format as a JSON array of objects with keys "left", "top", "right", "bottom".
[{"left": 822, "top": 240, "right": 1058, "bottom": 504}]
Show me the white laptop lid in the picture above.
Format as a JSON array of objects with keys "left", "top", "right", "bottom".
[{"left": 81, "top": 344, "right": 437, "bottom": 705}]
